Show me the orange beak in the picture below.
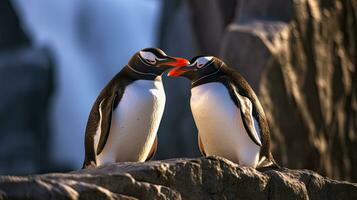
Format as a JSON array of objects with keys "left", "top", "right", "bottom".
[
  {"left": 167, "top": 67, "right": 189, "bottom": 76},
  {"left": 158, "top": 57, "right": 190, "bottom": 67},
  {"left": 167, "top": 62, "right": 196, "bottom": 77}
]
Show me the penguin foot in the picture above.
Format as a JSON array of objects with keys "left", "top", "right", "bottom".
[
  {"left": 256, "top": 163, "right": 281, "bottom": 172},
  {"left": 82, "top": 161, "right": 97, "bottom": 169},
  {"left": 256, "top": 156, "right": 281, "bottom": 171},
  {"left": 256, "top": 159, "right": 281, "bottom": 172}
]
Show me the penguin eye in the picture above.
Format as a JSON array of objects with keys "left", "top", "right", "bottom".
[
  {"left": 146, "top": 59, "right": 157, "bottom": 65},
  {"left": 195, "top": 56, "right": 213, "bottom": 69},
  {"left": 197, "top": 63, "right": 204, "bottom": 68}
]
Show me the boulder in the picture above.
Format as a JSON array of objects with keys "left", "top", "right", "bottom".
[
  {"left": 0, "top": 47, "right": 55, "bottom": 175},
  {"left": 186, "top": 0, "right": 224, "bottom": 55},
  {"left": 0, "top": 157, "right": 356, "bottom": 200},
  {"left": 220, "top": 0, "right": 357, "bottom": 181},
  {"left": 0, "top": 0, "right": 56, "bottom": 174},
  {"left": 0, "top": 0, "right": 30, "bottom": 49}
]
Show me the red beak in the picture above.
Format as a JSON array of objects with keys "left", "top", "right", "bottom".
[
  {"left": 167, "top": 61, "right": 197, "bottom": 77},
  {"left": 167, "top": 66, "right": 191, "bottom": 76},
  {"left": 158, "top": 57, "right": 190, "bottom": 67}
]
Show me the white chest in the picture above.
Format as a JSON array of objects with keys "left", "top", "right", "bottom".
[
  {"left": 190, "top": 82, "right": 260, "bottom": 167},
  {"left": 97, "top": 78, "right": 166, "bottom": 164}
]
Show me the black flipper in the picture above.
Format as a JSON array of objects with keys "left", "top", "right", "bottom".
[
  {"left": 229, "top": 84, "right": 262, "bottom": 147},
  {"left": 82, "top": 68, "right": 134, "bottom": 169},
  {"left": 96, "top": 93, "right": 118, "bottom": 155}
]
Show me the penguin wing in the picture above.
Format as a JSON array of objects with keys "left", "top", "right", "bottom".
[
  {"left": 96, "top": 92, "right": 118, "bottom": 155},
  {"left": 229, "top": 84, "right": 262, "bottom": 146}
]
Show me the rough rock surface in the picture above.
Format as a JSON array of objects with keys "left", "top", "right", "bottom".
[
  {"left": 0, "top": 157, "right": 356, "bottom": 200},
  {"left": 220, "top": 0, "right": 357, "bottom": 182}
]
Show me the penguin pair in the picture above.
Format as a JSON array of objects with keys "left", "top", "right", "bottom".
[{"left": 82, "top": 48, "right": 277, "bottom": 169}]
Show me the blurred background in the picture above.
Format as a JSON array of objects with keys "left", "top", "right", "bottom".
[{"left": 0, "top": 0, "right": 356, "bottom": 182}]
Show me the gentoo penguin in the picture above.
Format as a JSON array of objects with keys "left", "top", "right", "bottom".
[
  {"left": 82, "top": 48, "right": 189, "bottom": 168},
  {"left": 168, "top": 56, "right": 278, "bottom": 169}
]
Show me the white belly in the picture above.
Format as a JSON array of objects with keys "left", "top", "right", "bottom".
[
  {"left": 191, "top": 82, "right": 260, "bottom": 167},
  {"left": 97, "top": 77, "right": 165, "bottom": 165}
]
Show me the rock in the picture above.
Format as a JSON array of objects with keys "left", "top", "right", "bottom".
[
  {"left": 221, "top": 21, "right": 290, "bottom": 91},
  {"left": 0, "top": 0, "right": 30, "bottom": 49},
  {"left": 216, "top": 0, "right": 239, "bottom": 27},
  {"left": 186, "top": 0, "right": 225, "bottom": 55},
  {"left": 0, "top": 47, "right": 55, "bottom": 175},
  {"left": 0, "top": 0, "right": 56, "bottom": 174},
  {"left": 220, "top": 0, "right": 357, "bottom": 181},
  {"left": 0, "top": 157, "right": 356, "bottom": 200},
  {"left": 234, "top": 0, "right": 293, "bottom": 23}
]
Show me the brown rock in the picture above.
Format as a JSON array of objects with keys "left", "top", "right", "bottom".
[
  {"left": 234, "top": 0, "right": 293, "bottom": 23},
  {"left": 0, "top": 157, "right": 356, "bottom": 200},
  {"left": 220, "top": 0, "right": 357, "bottom": 181},
  {"left": 186, "top": 0, "right": 224, "bottom": 55}
]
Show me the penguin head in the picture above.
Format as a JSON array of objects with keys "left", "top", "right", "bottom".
[
  {"left": 168, "top": 55, "right": 223, "bottom": 81},
  {"left": 128, "top": 48, "right": 190, "bottom": 76}
]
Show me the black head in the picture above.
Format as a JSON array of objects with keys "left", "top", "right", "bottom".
[
  {"left": 127, "top": 48, "right": 189, "bottom": 77},
  {"left": 168, "top": 55, "right": 223, "bottom": 82}
]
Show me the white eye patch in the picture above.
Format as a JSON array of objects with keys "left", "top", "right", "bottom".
[
  {"left": 195, "top": 56, "right": 214, "bottom": 68},
  {"left": 139, "top": 51, "right": 159, "bottom": 65}
]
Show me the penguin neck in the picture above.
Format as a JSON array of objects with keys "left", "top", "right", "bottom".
[{"left": 191, "top": 70, "right": 224, "bottom": 88}]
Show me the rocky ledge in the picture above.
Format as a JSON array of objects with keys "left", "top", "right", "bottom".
[{"left": 0, "top": 156, "right": 356, "bottom": 200}]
